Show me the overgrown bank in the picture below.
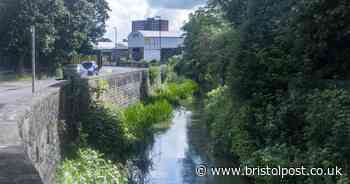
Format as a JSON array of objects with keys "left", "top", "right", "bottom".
[
  {"left": 56, "top": 66, "right": 198, "bottom": 184},
  {"left": 177, "top": 1, "right": 350, "bottom": 184}
]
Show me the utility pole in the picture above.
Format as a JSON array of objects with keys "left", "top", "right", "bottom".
[
  {"left": 160, "top": 18, "right": 162, "bottom": 62},
  {"left": 31, "top": 26, "right": 36, "bottom": 94},
  {"left": 114, "top": 27, "right": 118, "bottom": 48},
  {"left": 155, "top": 16, "right": 162, "bottom": 62}
]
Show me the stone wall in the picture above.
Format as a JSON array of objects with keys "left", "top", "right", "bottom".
[
  {"left": 117, "top": 61, "right": 150, "bottom": 68},
  {"left": 85, "top": 69, "right": 149, "bottom": 107},
  {"left": 0, "top": 68, "right": 149, "bottom": 184},
  {"left": 0, "top": 82, "right": 68, "bottom": 184},
  {"left": 17, "top": 83, "right": 67, "bottom": 184}
]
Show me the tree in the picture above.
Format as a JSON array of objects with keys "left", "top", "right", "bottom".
[
  {"left": 0, "top": 0, "right": 110, "bottom": 73},
  {"left": 181, "top": 0, "right": 350, "bottom": 183},
  {"left": 181, "top": 7, "right": 238, "bottom": 90}
]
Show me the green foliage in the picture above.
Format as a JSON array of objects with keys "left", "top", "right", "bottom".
[
  {"left": 293, "top": 1, "right": 350, "bottom": 79},
  {"left": 304, "top": 89, "right": 350, "bottom": 183},
  {"left": 56, "top": 148, "right": 127, "bottom": 184},
  {"left": 0, "top": 0, "right": 110, "bottom": 73},
  {"left": 91, "top": 79, "right": 109, "bottom": 101},
  {"left": 180, "top": 7, "right": 239, "bottom": 91},
  {"left": 183, "top": 1, "right": 350, "bottom": 183},
  {"left": 80, "top": 102, "right": 134, "bottom": 160},
  {"left": 149, "top": 59, "right": 160, "bottom": 66},
  {"left": 204, "top": 86, "right": 237, "bottom": 155},
  {"left": 162, "top": 56, "right": 182, "bottom": 83},
  {"left": 152, "top": 80, "right": 199, "bottom": 105},
  {"left": 123, "top": 100, "right": 173, "bottom": 138},
  {"left": 65, "top": 99, "right": 174, "bottom": 182},
  {"left": 55, "top": 64, "right": 63, "bottom": 79},
  {"left": 149, "top": 66, "right": 161, "bottom": 86},
  {"left": 81, "top": 97, "right": 174, "bottom": 158}
]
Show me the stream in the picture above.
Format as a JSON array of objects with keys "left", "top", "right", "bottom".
[{"left": 130, "top": 105, "right": 248, "bottom": 184}]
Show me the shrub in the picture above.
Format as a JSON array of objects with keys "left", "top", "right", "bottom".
[
  {"left": 152, "top": 80, "right": 198, "bottom": 105},
  {"left": 149, "top": 66, "right": 161, "bottom": 86},
  {"left": 81, "top": 102, "right": 134, "bottom": 160},
  {"left": 146, "top": 99, "right": 173, "bottom": 124},
  {"left": 304, "top": 89, "right": 350, "bottom": 183},
  {"left": 90, "top": 79, "right": 109, "bottom": 101},
  {"left": 204, "top": 86, "right": 247, "bottom": 157},
  {"left": 162, "top": 56, "right": 181, "bottom": 82},
  {"left": 122, "top": 103, "right": 149, "bottom": 139},
  {"left": 61, "top": 98, "right": 174, "bottom": 183},
  {"left": 123, "top": 100, "right": 173, "bottom": 139},
  {"left": 149, "top": 59, "right": 160, "bottom": 66},
  {"left": 56, "top": 148, "right": 127, "bottom": 184},
  {"left": 82, "top": 98, "right": 174, "bottom": 158},
  {"left": 205, "top": 86, "right": 350, "bottom": 184},
  {"left": 55, "top": 64, "right": 63, "bottom": 79}
]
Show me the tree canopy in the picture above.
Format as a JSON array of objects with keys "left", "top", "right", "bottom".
[
  {"left": 178, "top": 0, "right": 350, "bottom": 183},
  {"left": 0, "top": 0, "right": 110, "bottom": 73}
]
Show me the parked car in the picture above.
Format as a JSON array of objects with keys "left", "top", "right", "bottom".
[{"left": 81, "top": 61, "right": 99, "bottom": 76}]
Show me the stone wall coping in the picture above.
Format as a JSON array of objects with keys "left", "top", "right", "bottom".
[{"left": 82, "top": 68, "right": 148, "bottom": 81}]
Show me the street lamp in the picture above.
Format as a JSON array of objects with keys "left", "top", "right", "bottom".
[
  {"left": 114, "top": 27, "right": 118, "bottom": 48},
  {"left": 30, "top": 26, "right": 36, "bottom": 93}
]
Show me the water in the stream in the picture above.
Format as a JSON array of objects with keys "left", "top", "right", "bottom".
[{"left": 130, "top": 106, "right": 248, "bottom": 184}]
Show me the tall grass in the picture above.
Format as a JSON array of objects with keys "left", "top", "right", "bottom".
[
  {"left": 56, "top": 148, "right": 127, "bottom": 184},
  {"left": 151, "top": 79, "right": 199, "bottom": 105}
]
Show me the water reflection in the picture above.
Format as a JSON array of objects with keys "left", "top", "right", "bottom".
[{"left": 129, "top": 108, "right": 247, "bottom": 184}]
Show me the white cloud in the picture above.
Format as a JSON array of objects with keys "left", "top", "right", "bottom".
[
  {"left": 105, "top": 0, "right": 150, "bottom": 43},
  {"left": 104, "top": 0, "right": 202, "bottom": 44},
  {"left": 146, "top": 0, "right": 206, "bottom": 9}
]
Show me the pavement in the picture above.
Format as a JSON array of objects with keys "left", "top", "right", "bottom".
[
  {"left": 0, "top": 79, "right": 61, "bottom": 110},
  {"left": 0, "top": 79, "right": 60, "bottom": 184}
]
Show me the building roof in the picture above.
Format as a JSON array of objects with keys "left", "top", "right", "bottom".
[{"left": 138, "top": 30, "right": 184, "bottom": 38}]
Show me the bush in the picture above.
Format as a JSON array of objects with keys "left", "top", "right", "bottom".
[
  {"left": 123, "top": 100, "right": 173, "bottom": 138},
  {"left": 162, "top": 56, "right": 182, "bottom": 82},
  {"left": 81, "top": 98, "right": 174, "bottom": 158},
  {"left": 149, "top": 59, "right": 160, "bottom": 66},
  {"left": 149, "top": 66, "right": 161, "bottom": 86},
  {"left": 65, "top": 98, "right": 174, "bottom": 183},
  {"left": 90, "top": 79, "right": 109, "bottom": 101},
  {"left": 55, "top": 64, "right": 63, "bottom": 79},
  {"left": 204, "top": 86, "right": 235, "bottom": 155},
  {"left": 152, "top": 80, "right": 198, "bottom": 105},
  {"left": 56, "top": 148, "right": 127, "bottom": 184},
  {"left": 205, "top": 86, "right": 350, "bottom": 184},
  {"left": 81, "top": 102, "right": 134, "bottom": 160},
  {"left": 304, "top": 89, "right": 350, "bottom": 183},
  {"left": 146, "top": 99, "right": 173, "bottom": 124}
]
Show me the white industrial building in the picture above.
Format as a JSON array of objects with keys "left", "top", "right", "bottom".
[{"left": 127, "top": 30, "right": 184, "bottom": 62}]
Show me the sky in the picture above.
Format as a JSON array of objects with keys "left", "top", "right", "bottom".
[{"left": 104, "top": 0, "right": 206, "bottom": 43}]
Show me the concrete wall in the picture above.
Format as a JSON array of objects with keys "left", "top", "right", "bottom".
[{"left": 0, "top": 68, "right": 149, "bottom": 184}]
